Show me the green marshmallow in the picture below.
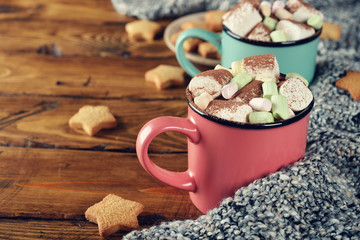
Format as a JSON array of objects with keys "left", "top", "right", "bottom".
[
  {"left": 249, "top": 112, "right": 275, "bottom": 124},
  {"left": 270, "top": 30, "right": 287, "bottom": 42},
  {"left": 231, "top": 72, "right": 253, "bottom": 89},
  {"left": 285, "top": 72, "right": 309, "bottom": 86},
  {"left": 271, "top": 95, "right": 290, "bottom": 120},
  {"left": 262, "top": 81, "right": 278, "bottom": 100},
  {"left": 263, "top": 17, "right": 278, "bottom": 31},
  {"left": 307, "top": 15, "right": 323, "bottom": 30}
]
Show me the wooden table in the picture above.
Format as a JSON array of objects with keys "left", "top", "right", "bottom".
[{"left": 0, "top": 0, "right": 204, "bottom": 238}]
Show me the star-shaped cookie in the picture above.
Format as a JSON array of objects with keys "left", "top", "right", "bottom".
[
  {"left": 145, "top": 64, "right": 185, "bottom": 90},
  {"left": 85, "top": 194, "right": 144, "bottom": 237},
  {"left": 69, "top": 105, "right": 117, "bottom": 136},
  {"left": 335, "top": 70, "right": 360, "bottom": 101}
]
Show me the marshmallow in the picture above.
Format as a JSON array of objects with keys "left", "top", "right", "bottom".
[
  {"left": 231, "top": 72, "right": 253, "bottom": 90},
  {"left": 249, "top": 97, "right": 272, "bottom": 111},
  {"left": 276, "top": 20, "right": 315, "bottom": 41},
  {"left": 242, "top": 54, "right": 280, "bottom": 81},
  {"left": 271, "top": 0, "right": 285, "bottom": 14},
  {"left": 233, "top": 80, "right": 263, "bottom": 103},
  {"left": 271, "top": 94, "right": 290, "bottom": 120},
  {"left": 279, "top": 77, "right": 313, "bottom": 112},
  {"left": 275, "top": 8, "right": 293, "bottom": 20},
  {"left": 221, "top": 81, "right": 239, "bottom": 99},
  {"left": 286, "top": 0, "right": 324, "bottom": 22},
  {"left": 270, "top": 29, "right": 287, "bottom": 42},
  {"left": 249, "top": 111, "right": 275, "bottom": 124},
  {"left": 214, "top": 64, "right": 233, "bottom": 75},
  {"left": 189, "top": 69, "right": 232, "bottom": 99},
  {"left": 247, "top": 22, "right": 272, "bottom": 42},
  {"left": 263, "top": 16, "right": 278, "bottom": 31},
  {"left": 206, "top": 100, "right": 253, "bottom": 123},
  {"left": 231, "top": 61, "right": 243, "bottom": 76},
  {"left": 223, "top": 1, "right": 262, "bottom": 37},
  {"left": 262, "top": 81, "right": 278, "bottom": 100},
  {"left": 260, "top": 1, "right": 271, "bottom": 17},
  {"left": 194, "top": 92, "right": 213, "bottom": 111},
  {"left": 255, "top": 76, "right": 276, "bottom": 82},
  {"left": 293, "top": 6, "right": 323, "bottom": 22},
  {"left": 307, "top": 15, "right": 323, "bottom": 30},
  {"left": 285, "top": 72, "right": 309, "bottom": 86},
  {"left": 289, "top": 108, "right": 295, "bottom": 118}
]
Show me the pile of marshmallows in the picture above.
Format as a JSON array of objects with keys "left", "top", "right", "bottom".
[
  {"left": 223, "top": 0, "right": 323, "bottom": 42},
  {"left": 188, "top": 54, "right": 313, "bottom": 124}
]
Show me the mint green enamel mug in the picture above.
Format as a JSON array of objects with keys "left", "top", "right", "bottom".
[{"left": 175, "top": 26, "right": 321, "bottom": 84}]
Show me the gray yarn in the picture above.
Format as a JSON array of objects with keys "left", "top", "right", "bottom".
[
  {"left": 110, "top": 0, "right": 239, "bottom": 20},
  {"left": 124, "top": 0, "right": 360, "bottom": 239}
]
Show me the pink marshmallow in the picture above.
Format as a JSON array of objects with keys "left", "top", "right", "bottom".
[{"left": 222, "top": 81, "right": 239, "bottom": 100}]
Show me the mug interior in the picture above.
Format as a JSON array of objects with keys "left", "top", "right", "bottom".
[
  {"left": 222, "top": 25, "right": 322, "bottom": 47},
  {"left": 186, "top": 87, "right": 314, "bottom": 130}
]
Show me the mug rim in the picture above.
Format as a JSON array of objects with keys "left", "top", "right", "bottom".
[
  {"left": 186, "top": 89, "right": 314, "bottom": 130},
  {"left": 223, "top": 25, "right": 322, "bottom": 47}
]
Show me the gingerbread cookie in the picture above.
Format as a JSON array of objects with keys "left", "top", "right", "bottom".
[
  {"left": 198, "top": 42, "right": 219, "bottom": 59},
  {"left": 320, "top": 21, "right": 341, "bottom": 40},
  {"left": 145, "top": 64, "right": 185, "bottom": 90},
  {"left": 335, "top": 70, "right": 360, "bottom": 101},
  {"left": 205, "top": 10, "right": 227, "bottom": 32},
  {"left": 180, "top": 21, "right": 209, "bottom": 31},
  {"left": 85, "top": 194, "right": 144, "bottom": 237},
  {"left": 69, "top": 105, "right": 117, "bottom": 136},
  {"left": 125, "top": 20, "right": 162, "bottom": 41}
]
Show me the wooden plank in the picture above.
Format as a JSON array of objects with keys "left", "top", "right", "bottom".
[
  {"left": 0, "top": 95, "right": 188, "bottom": 152},
  {"left": 0, "top": 219, "right": 103, "bottom": 240},
  {"left": 0, "top": 217, "right": 169, "bottom": 239},
  {"left": 0, "top": 0, "right": 128, "bottom": 23},
  {"left": 0, "top": 218, "right": 132, "bottom": 239},
  {"left": 0, "top": 20, "right": 173, "bottom": 58},
  {"left": 0, "top": 53, "right": 188, "bottom": 99},
  {"left": 0, "top": 0, "right": 173, "bottom": 58},
  {"left": 0, "top": 147, "right": 202, "bottom": 221}
]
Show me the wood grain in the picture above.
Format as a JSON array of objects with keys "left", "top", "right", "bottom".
[
  {"left": 0, "top": 146, "right": 201, "bottom": 220},
  {"left": 0, "top": 95, "right": 188, "bottom": 152},
  {"left": 0, "top": 53, "right": 189, "bottom": 99},
  {"left": 0, "top": 0, "right": 208, "bottom": 238}
]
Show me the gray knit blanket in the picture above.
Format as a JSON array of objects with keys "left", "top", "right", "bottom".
[{"left": 123, "top": 0, "right": 360, "bottom": 239}]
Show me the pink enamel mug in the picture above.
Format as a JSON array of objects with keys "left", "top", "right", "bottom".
[{"left": 136, "top": 90, "right": 314, "bottom": 213}]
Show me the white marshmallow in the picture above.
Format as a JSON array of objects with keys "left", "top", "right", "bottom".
[
  {"left": 279, "top": 77, "right": 313, "bottom": 111},
  {"left": 275, "top": 8, "right": 293, "bottom": 20},
  {"left": 249, "top": 97, "right": 272, "bottom": 112},
  {"left": 194, "top": 92, "right": 213, "bottom": 111},
  {"left": 223, "top": 2, "right": 262, "bottom": 37},
  {"left": 272, "top": 0, "right": 285, "bottom": 14},
  {"left": 260, "top": 1, "right": 271, "bottom": 17},
  {"left": 206, "top": 100, "right": 253, "bottom": 123},
  {"left": 286, "top": 0, "right": 324, "bottom": 22},
  {"left": 276, "top": 20, "right": 315, "bottom": 41},
  {"left": 293, "top": 6, "right": 324, "bottom": 22},
  {"left": 214, "top": 64, "right": 233, "bottom": 75},
  {"left": 231, "top": 61, "right": 243, "bottom": 76},
  {"left": 242, "top": 54, "right": 280, "bottom": 81},
  {"left": 189, "top": 69, "right": 232, "bottom": 99}
]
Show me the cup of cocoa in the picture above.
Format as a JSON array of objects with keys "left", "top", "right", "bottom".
[
  {"left": 175, "top": 0, "right": 323, "bottom": 84},
  {"left": 136, "top": 54, "right": 314, "bottom": 213}
]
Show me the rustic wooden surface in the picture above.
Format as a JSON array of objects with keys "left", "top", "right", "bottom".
[{"left": 0, "top": 0, "right": 205, "bottom": 238}]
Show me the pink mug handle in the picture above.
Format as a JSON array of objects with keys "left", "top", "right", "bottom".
[{"left": 136, "top": 116, "right": 200, "bottom": 192}]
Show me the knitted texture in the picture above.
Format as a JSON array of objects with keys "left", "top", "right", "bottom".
[{"left": 124, "top": 0, "right": 360, "bottom": 239}]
